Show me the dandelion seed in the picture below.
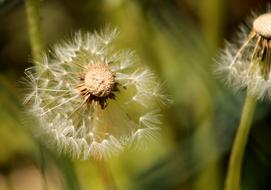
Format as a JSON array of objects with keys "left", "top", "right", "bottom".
[
  {"left": 216, "top": 10, "right": 271, "bottom": 99},
  {"left": 24, "top": 28, "right": 169, "bottom": 160}
]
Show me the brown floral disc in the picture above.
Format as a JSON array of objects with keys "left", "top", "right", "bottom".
[{"left": 76, "top": 63, "right": 118, "bottom": 108}]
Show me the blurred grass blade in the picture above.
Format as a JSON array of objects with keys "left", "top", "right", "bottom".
[{"left": 56, "top": 156, "right": 81, "bottom": 190}]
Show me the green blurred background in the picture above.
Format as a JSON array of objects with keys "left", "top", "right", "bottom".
[{"left": 0, "top": 0, "right": 271, "bottom": 189}]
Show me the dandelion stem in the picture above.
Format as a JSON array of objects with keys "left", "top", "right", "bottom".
[
  {"left": 224, "top": 94, "right": 257, "bottom": 190},
  {"left": 38, "top": 143, "right": 48, "bottom": 190},
  {"left": 94, "top": 160, "right": 117, "bottom": 190},
  {"left": 4, "top": 174, "right": 13, "bottom": 190},
  {"left": 25, "top": 1, "right": 47, "bottom": 189},
  {"left": 25, "top": 0, "right": 44, "bottom": 61}
]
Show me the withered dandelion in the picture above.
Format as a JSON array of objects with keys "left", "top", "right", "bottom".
[
  {"left": 216, "top": 9, "right": 271, "bottom": 190},
  {"left": 217, "top": 11, "right": 271, "bottom": 99},
  {"left": 24, "top": 28, "right": 170, "bottom": 160}
]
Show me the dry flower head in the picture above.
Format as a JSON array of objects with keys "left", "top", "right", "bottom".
[
  {"left": 216, "top": 10, "right": 271, "bottom": 99},
  {"left": 24, "top": 28, "right": 170, "bottom": 160}
]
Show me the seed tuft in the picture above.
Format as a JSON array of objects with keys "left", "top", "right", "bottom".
[
  {"left": 216, "top": 9, "right": 271, "bottom": 100},
  {"left": 24, "top": 28, "right": 170, "bottom": 160}
]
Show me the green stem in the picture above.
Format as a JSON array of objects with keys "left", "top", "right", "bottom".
[
  {"left": 25, "top": 0, "right": 44, "bottom": 61},
  {"left": 94, "top": 160, "right": 117, "bottom": 190},
  {"left": 38, "top": 143, "right": 48, "bottom": 190},
  {"left": 5, "top": 174, "right": 13, "bottom": 190},
  {"left": 224, "top": 94, "right": 257, "bottom": 190},
  {"left": 57, "top": 156, "right": 81, "bottom": 190},
  {"left": 25, "top": 0, "right": 47, "bottom": 189}
]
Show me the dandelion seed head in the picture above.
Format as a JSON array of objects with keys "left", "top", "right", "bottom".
[
  {"left": 24, "top": 28, "right": 170, "bottom": 160},
  {"left": 216, "top": 8, "right": 271, "bottom": 100}
]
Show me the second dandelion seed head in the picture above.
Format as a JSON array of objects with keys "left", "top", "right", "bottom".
[
  {"left": 216, "top": 10, "right": 271, "bottom": 99},
  {"left": 249, "top": 13, "right": 271, "bottom": 81}
]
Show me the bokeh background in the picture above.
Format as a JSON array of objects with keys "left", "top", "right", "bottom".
[{"left": 0, "top": 0, "right": 271, "bottom": 189}]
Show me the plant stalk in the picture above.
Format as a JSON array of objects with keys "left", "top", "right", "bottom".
[
  {"left": 25, "top": 0, "right": 44, "bottom": 61},
  {"left": 94, "top": 160, "right": 117, "bottom": 190},
  {"left": 25, "top": 0, "right": 47, "bottom": 189},
  {"left": 4, "top": 174, "right": 14, "bottom": 190},
  {"left": 224, "top": 94, "right": 257, "bottom": 190}
]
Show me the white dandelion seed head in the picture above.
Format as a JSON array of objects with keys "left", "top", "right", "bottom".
[
  {"left": 24, "top": 28, "right": 170, "bottom": 160},
  {"left": 215, "top": 8, "right": 271, "bottom": 100}
]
